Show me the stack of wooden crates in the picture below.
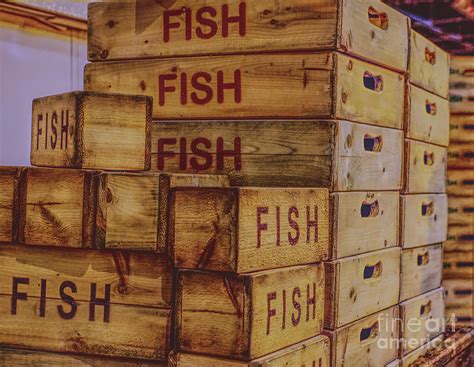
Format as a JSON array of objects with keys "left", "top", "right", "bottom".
[
  {"left": 445, "top": 55, "right": 474, "bottom": 327},
  {"left": 0, "top": 1, "right": 453, "bottom": 366}
]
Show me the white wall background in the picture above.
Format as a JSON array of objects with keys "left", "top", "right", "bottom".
[{"left": 0, "top": 24, "right": 87, "bottom": 165}]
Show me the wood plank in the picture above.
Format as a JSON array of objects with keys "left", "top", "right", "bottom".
[
  {"left": 176, "top": 264, "right": 324, "bottom": 360},
  {"left": 87, "top": 0, "right": 408, "bottom": 72},
  {"left": 0, "top": 347, "right": 166, "bottom": 366},
  {"left": 404, "top": 140, "right": 447, "bottom": 194},
  {"left": 445, "top": 224, "right": 473, "bottom": 253},
  {"left": 443, "top": 279, "right": 473, "bottom": 326},
  {"left": 0, "top": 244, "right": 173, "bottom": 308},
  {"left": 400, "top": 194, "right": 448, "bottom": 248},
  {"left": 169, "top": 335, "right": 330, "bottom": 366},
  {"left": 399, "top": 288, "right": 446, "bottom": 356},
  {"left": 400, "top": 244, "right": 443, "bottom": 302},
  {"left": 409, "top": 30, "right": 450, "bottom": 98},
  {"left": 330, "top": 191, "right": 399, "bottom": 259},
  {"left": 325, "top": 247, "right": 400, "bottom": 329},
  {"left": 448, "top": 197, "right": 474, "bottom": 226},
  {"left": 171, "top": 187, "right": 329, "bottom": 273},
  {"left": 448, "top": 143, "right": 474, "bottom": 169},
  {"left": 406, "top": 84, "right": 449, "bottom": 147},
  {"left": 0, "top": 166, "right": 21, "bottom": 243},
  {"left": 450, "top": 114, "right": 474, "bottom": 143},
  {"left": 152, "top": 119, "right": 403, "bottom": 190},
  {"left": 443, "top": 251, "right": 474, "bottom": 280},
  {"left": 450, "top": 56, "right": 474, "bottom": 114},
  {"left": 400, "top": 335, "right": 444, "bottom": 366},
  {"left": 326, "top": 306, "right": 399, "bottom": 367},
  {"left": 84, "top": 52, "right": 405, "bottom": 129},
  {"left": 31, "top": 92, "right": 152, "bottom": 171},
  {"left": 447, "top": 169, "right": 474, "bottom": 197}
]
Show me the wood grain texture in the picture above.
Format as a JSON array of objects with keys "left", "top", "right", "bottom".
[
  {"left": 450, "top": 114, "right": 474, "bottom": 143},
  {"left": 399, "top": 288, "right": 445, "bottom": 356},
  {"left": 443, "top": 279, "right": 473, "bottom": 325},
  {"left": 330, "top": 191, "right": 399, "bottom": 259},
  {"left": 170, "top": 335, "right": 330, "bottom": 366},
  {"left": 450, "top": 56, "right": 474, "bottom": 114},
  {"left": 409, "top": 30, "right": 450, "bottom": 98},
  {"left": 18, "top": 167, "right": 96, "bottom": 248},
  {"left": 400, "top": 194, "right": 448, "bottom": 248},
  {"left": 448, "top": 143, "right": 474, "bottom": 169},
  {"left": 443, "top": 251, "right": 474, "bottom": 280},
  {"left": 325, "top": 247, "right": 401, "bottom": 329},
  {"left": 88, "top": 0, "right": 408, "bottom": 71},
  {"left": 400, "top": 244, "right": 443, "bottom": 302},
  {"left": 445, "top": 224, "right": 473, "bottom": 253},
  {"left": 448, "top": 197, "right": 474, "bottom": 226},
  {"left": 0, "top": 348, "right": 166, "bottom": 366},
  {"left": 31, "top": 92, "right": 151, "bottom": 171},
  {"left": 0, "top": 244, "right": 173, "bottom": 308},
  {"left": 404, "top": 140, "right": 447, "bottom": 194},
  {"left": 176, "top": 265, "right": 324, "bottom": 360},
  {"left": 0, "top": 167, "right": 21, "bottom": 243},
  {"left": 84, "top": 52, "right": 405, "bottom": 128},
  {"left": 406, "top": 84, "right": 450, "bottom": 147},
  {"left": 326, "top": 306, "right": 399, "bottom": 367},
  {"left": 447, "top": 169, "right": 474, "bottom": 197},
  {"left": 400, "top": 335, "right": 444, "bottom": 366}
]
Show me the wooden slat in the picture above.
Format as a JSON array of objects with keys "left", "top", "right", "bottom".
[
  {"left": 445, "top": 224, "right": 473, "bottom": 252},
  {"left": 448, "top": 197, "right": 474, "bottom": 226},
  {"left": 448, "top": 143, "right": 474, "bottom": 169},
  {"left": 450, "top": 114, "right": 474, "bottom": 143},
  {"left": 450, "top": 56, "right": 474, "bottom": 114},
  {"left": 447, "top": 169, "right": 474, "bottom": 197},
  {"left": 0, "top": 167, "right": 21, "bottom": 244},
  {"left": 444, "top": 279, "right": 473, "bottom": 326},
  {"left": 443, "top": 251, "right": 474, "bottom": 279},
  {"left": 400, "top": 335, "right": 444, "bottom": 367}
]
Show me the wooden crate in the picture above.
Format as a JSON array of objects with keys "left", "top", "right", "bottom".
[
  {"left": 324, "top": 247, "right": 401, "bottom": 329},
  {"left": 18, "top": 167, "right": 228, "bottom": 250},
  {"left": 85, "top": 52, "right": 406, "bottom": 128},
  {"left": 443, "top": 251, "right": 473, "bottom": 280},
  {"left": 450, "top": 56, "right": 474, "bottom": 114},
  {"left": 399, "top": 288, "right": 446, "bottom": 356},
  {"left": 444, "top": 279, "right": 473, "bottom": 326},
  {"left": 330, "top": 191, "right": 399, "bottom": 259},
  {"left": 445, "top": 224, "right": 473, "bottom": 252},
  {"left": 400, "top": 194, "right": 448, "bottom": 248},
  {"left": 176, "top": 264, "right": 324, "bottom": 360},
  {"left": 400, "top": 244, "right": 443, "bottom": 302},
  {"left": 0, "top": 244, "right": 173, "bottom": 360},
  {"left": 399, "top": 335, "right": 444, "bottom": 367},
  {"left": 448, "top": 143, "right": 474, "bottom": 169},
  {"left": 447, "top": 169, "right": 474, "bottom": 197},
  {"left": 152, "top": 119, "right": 404, "bottom": 190},
  {"left": 404, "top": 140, "right": 447, "bottom": 194},
  {"left": 171, "top": 187, "right": 328, "bottom": 273},
  {"left": 405, "top": 84, "right": 449, "bottom": 147},
  {"left": 169, "top": 335, "right": 330, "bottom": 367},
  {"left": 0, "top": 166, "right": 21, "bottom": 243},
  {"left": 409, "top": 30, "right": 450, "bottom": 98},
  {"left": 448, "top": 197, "right": 474, "bottom": 226},
  {"left": 31, "top": 92, "right": 152, "bottom": 171},
  {"left": 88, "top": 0, "right": 409, "bottom": 72},
  {"left": 325, "top": 306, "right": 399, "bottom": 367},
  {"left": 450, "top": 114, "right": 474, "bottom": 143},
  {"left": 0, "top": 347, "right": 166, "bottom": 366}
]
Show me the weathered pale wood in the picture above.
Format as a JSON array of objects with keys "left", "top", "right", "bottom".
[
  {"left": 447, "top": 169, "right": 474, "bottom": 197},
  {"left": 176, "top": 264, "right": 324, "bottom": 360},
  {"left": 409, "top": 30, "right": 450, "bottom": 98},
  {"left": 0, "top": 166, "right": 21, "bottom": 243},
  {"left": 400, "top": 244, "right": 443, "bottom": 302},
  {"left": 450, "top": 114, "right": 474, "bottom": 143},
  {"left": 171, "top": 187, "right": 329, "bottom": 272},
  {"left": 0, "top": 244, "right": 173, "bottom": 308},
  {"left": 444, "top": 279, "right": 473, "bottom": 325},
  {"left": 448, "top": 143, "right": 474, "bottom": 169},
  {"left": 152, "top": 119, "right": 403, "bottom": 190},
  {"left": 85, "top": 52, "right": 405, "bottom": 129},
  {"left": 404, "top": 140, "right": 447, "bottom": 193},
  {"left": 0, "top": 347, "right": 166, "bottom": 367},
  {"left": 400, "top": 335, "right": 444, "bottom": 366},
  {"left": 170, "top": 335, "right": 330, "bottom": 366},
  {"left": 325, "top": 247, "right": 401, "bottom": 329},
  {"left": 330, "top": 191, "right": 399, "bottom": 259},
  {"left": 445, "top": 224, "right": 473, "bottom": 253},
  {"left": 406, "top": 84, "right": 450, "bottom": 146},
  {"left": 443, "top": 251, "right": 474, "bottom": 280},
  {"left": 31, "top": 92, "right": 152, "bottom": 171},
  {"left": 448, "top": 197, "right": 474, "bottom": 226},
  {"left": 326, "top": 306, "right": 399, "bottom": 367},
  {"left": 386, "top": 360, "right": 401, "bottom": 367},
  {"left": 88, "top": 0, "right": 409, "bottom": 72},
  {"left": 400, "top": 194, "right": 448, "bottom": 248},
  {"left": 18, "top": 167, "right": 97, "bottom": 248},
  {"left": 450, "top": 56, "right": 474, "bottom": 114},
  {"left": 400, "top": 288, "right": 446, "bottom": 356}
]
